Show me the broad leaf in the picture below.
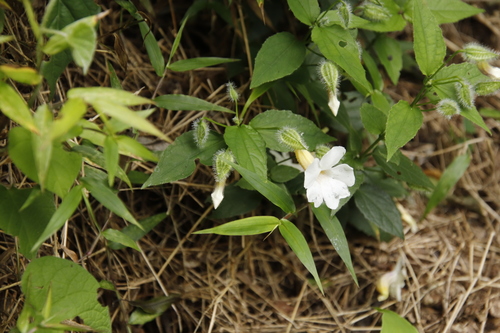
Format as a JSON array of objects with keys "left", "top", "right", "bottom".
[
  {"left": 429, "top": 0, "right": 483, "bottom": 24},
  {"left": 412, "top": 0, "right": 446, "bottom": 76},
  {"left": 360, "top": 103, "right": 386, "bottom": 135},
  {"left": 0, "top": 81, "right": 37, "bottom": 133},
  {"left": 51, "top": 97, "right": 87, "bottom": 141},
  {"left": 0, "top": 65, "right": 42, "bottom": 85},
  {"left": 144, "top": 131, "right": 226, "bottom": 187},
  {"left": 19, "top": 257, "right": 111, "bottom": 332},
  {"left": 154, "top": 94, "right": 234, "bottom": 113},
  {"left": 279, "top": 219, "right": 323, "bottom": 294},
  {"left": 228, "top": 161, "right": 296, "bottom": 214},
  {"left": 224, "top": 125, "right": 267, "bottom": 178},
  {"left": 250, "top": 32, "right": 306, "bottom": 88},
  {"left": 194, "top": 216, "right": 280, "bottom": 235},
  {"left": 0, "top": 186, "right": 55, "bottom": 259},
  {"left": 286, "top": 0, "right": 320, "bottom": 26},
  {"left": 102, "top": 229, "right": 140, "bottom": 251},
  {"left": 354, "top": 183, "right": 403, "bottom": 239},
  {"left": 312, "top": 25, "right": 372, "bottom": 94},
  {"left": 108, "top": 213, "right": 166, "bottom": 250},
  {"left": 168, "top": 57, "right": 239, "bottom": 71},
  {"left": 373, "top": 35, "right": 403, "bottom": 85},
  {"left": 377, "top": 308, "right": 419, "bottom": 333},
  {"left": 249, "top": 110, "right": 334, "bottom": 152},
  {"left": 424, "top": 154, "right": 470, "bottom": 217},
  {"left": 385, "top": 101, "right": 423, "bottom": 161},
  {"left": 311, "top": 205, "right": 357, "bottom": 284}
]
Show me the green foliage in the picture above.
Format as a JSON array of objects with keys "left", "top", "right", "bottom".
[
  {"left": 195, "top": 216, "right": 280, "bottom": 235},
  {"left": 18, "top": 257, "right": 111, "bottom": 332},
  {"left": 154, "top": 94, "right": 235, "bottom": 113},
  {"left": 377, "top": 308, "right": 419, "bottom": 333},
  {"left": 385, "top": 101, "right": 423, "bottom": 161}
]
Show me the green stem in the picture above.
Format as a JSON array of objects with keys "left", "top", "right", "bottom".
[{"left": 359, "top": 133, "right": 384, "bottom": 159}]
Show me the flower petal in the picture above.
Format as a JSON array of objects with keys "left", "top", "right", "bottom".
[
  {"left": 319, "top": 146, "right": 346, "bottom": 170},
  {"left": 328, "top": 164, "right": 355, "bottom": 186},
  {"left": 306, "top": 181, "right": 325, "bottom": 208},
  {"left": 328, "top": 90, "right": 340, "bottom": 116},
  {"left": 211, "top": 181, "right": 225, "bottom": 209},
  {"left": 320, "top": 176, "right": 350, "bottom": 209},
  {"left": 304, "top": 158, "right": 321, "bottom": 189}
]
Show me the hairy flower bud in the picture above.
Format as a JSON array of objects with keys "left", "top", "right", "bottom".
[
  {"left": 192, "top": 118, "right": 210, "bottom": 148},
  {"left": 436, "top": 98, "right": 461, "bottom": 119},
  {"left": 213, "top": 149, "right": 234, "bottom": 182},
  {"left": 461, "top": 43, "right": 499, "bottom": 63},
  {"left": 315, "top": 145, "right": 330, "bottom": 159},
  {"left": 319, "top": 60, "right": 341, "bottom": 116},
  {"left": 361, "top": 1, "right": 391, "bottom": 22},
  {"left": 475, "top": 81, "right": 500, "bottom": 96},
  {"left": 337, "top": 1, "right": 352, "bottom": 29},
  {"left": 277, "top": 127, "right": 308, "bottom": 151},
  {"left": 226, "top": 81, "right": 239, "bottom": 102},
  {"left": 455, "top": 79, "right": 475, "bottom": 109}
]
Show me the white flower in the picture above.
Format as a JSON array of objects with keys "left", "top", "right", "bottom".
[
  {"left": 478, "top": 61, "right": 500, "bottom": 80},
  {"left": 304, "top": 146, "right": 355, "bottom": 210},
  {"left": 328, "top": 90, "right": 340, "bottom": 116},
  {"left": 211, "top": 180, "right": 226, "bottom": 209},
  {"left": 376, "top": 257, "right": 407, "bottom": 302}
]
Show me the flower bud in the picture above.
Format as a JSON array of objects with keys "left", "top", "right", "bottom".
[
  {"left": 192, "top": 118, "right": 210, "bottom": 148},
  {"left": 295, "top": 149, "right": 315, "bottom": 170},
  {"left": 436, "top": 98, "right": 461, "bottom": 119},
  {"left": 376, "top": 257, "right": 406, "bottom": 302},
  {"left": 361, "top": 1, "right": 391, "bottom": 22},
  {"left": 315, "top": 145, "right": 330, "bottom": 159},
  {"left": 213, "top": 149, "right": 234, "bottom": 182},
  {"left": 226, "top": 82, "right": 239, "bottom": 102},
  {"left": 478, "top": 61, "right": 500, "bottom": 80},
  {"left": 455, "top": 79, "right": 475, "bottom": 109},
  {"left": 277, "top": 127, "right": 308, "bottom": 151},
  {"left": 475, "top": 81, "right": 500, "bottom": 96},
  {"left": 461, "top": 43, "right": 499, "bottom": 63},
  {"left": 337, "top": 1, "right": 352, "bottom": 29},
  {"left": 319, "top": 60, "right": 341, "bottom": 116}
]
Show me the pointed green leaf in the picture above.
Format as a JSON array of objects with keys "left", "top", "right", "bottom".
[
  {"left": 311, "top": 205, "right": 357, "bottom": 284},
  {"left": 102, "top": 229, "right": 140, "bottom": 251},
  {"left": 108, "top": 213, "right": 166, "bottom": 250},
  {"left": 250, "top": 32, "right": 306, "bottom": 88},
  {"left": 0, "top": 65, "right": 42, "bottom": 85},
  {"left": 154, "top": 94, "right": 234, "bottom": 113},
  {"left": 68, "top": 87, "right": 151, "bottom": 106},
  {"left": 81, "top": 176, "right": 141, "bottom": 228},
  {"left": 225, "top": 125, "right": 267, "bottom": 178},
  {"left": 460, "top": 107, "right": 490, "bottom": 134},
  {"left": 144, "top": 131, "right": 226, "bottom": 187},
  {"left": 374, "top": 146, "right": 434, "bottom": 190},
  {"left": 107, "top": 60, "right": 123, "bottom": 90},
  {"left": 377, "top": 308, "right": 419, "bottom": 333},
  {"left": 20, "top": 257, "right": 111, "bottom": 332},
  {"left": 32, "top": 105, "right": 54, "bottom": 189},
  {"left": 168, "top": 57, "right": 239, "bottom": 71},
  {"left": 385, "top": 100, "right": 423, "bottom": 161},
  {"left": 128, "top": 295, "right": 180, "bottom": 325},
  {"left": 362, "top": 50, "right": 384, "bottom": 91},
  {"left": 104, "top": 136, "right": 119, "bottom": 186},
  {"left": 373, "top": 35, "right": 403, "bottom": 85},
  {"left": 242, "top": 81, "right": 273, "bottom": 116},
  {"left": 51, "top": 97, "right": 87, "bottom": 141},
  {"left": 227, "top": 160, "right": 296, "bottom": 213},
  {"left": 0, "top": 81, "right": 37, "bottom": 133},
  {"left": 194, "top": 216, "right": 280, "bottom": 235},
  {"left": 249, "top": 110, "right": 334, "bottom": 152},
  {"left": 413, "top": 0, "right": 446, "bottom": 76},
  {"left": 424, "top": 154, "right": 470, "bottom": 217},
  {"left": 31, "top": 185, "right": 83, "bottom": 253},
  {"left": 286, "top": 0, "right": 320, "bottom": 26},
  {"left": 9, "top": 127, "right": 82, "bottom": 198},
  {"left": 115, "top": 135, "right": 158, "bottom": 162},
  {"left": 0, "top": 186, "right": 55, "bottom": 259},
  {"left": 360, "top": 103, "right": 387, "bottom": 135},
  {"left": 429, "top": 0, "right": 483, "bottom": 24},
  {"left": 279, "top": 219, "right": 323, "bottom": 294},
  {"left": 354, "top": 183, "right": 403, "bottom": 239}
]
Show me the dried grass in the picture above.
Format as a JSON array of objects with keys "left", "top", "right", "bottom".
[{"left": 1, "top": 1, "right": 500, "bottom": 332}]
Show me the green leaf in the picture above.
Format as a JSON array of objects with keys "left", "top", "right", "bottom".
[
  {"left": 249, "top": 110, "right": 334, "bottom": 152},
  {"left": 67, "top": 17, "right": 97, "bottom": 74},
  {"left": 373, "top": 35, "right": 403, "bottom": 85},
  {"left": 250, "top": 32, "right": 306, "bottom": 89},
  {"left": 385, "top": 100, "right": 423, "bottom": 161},
  {"left": 354, "top": 183, "right": 403, "bottom": 239},
  {"left": 102, "top": 229, "right": 140, "bottom": 251},
  {"left": 225, "top": 125, "right": 267, "bottom": 178},
  {"left": 377, "top": 308, "right": 419, "bottom": 333},
  {"left": 128, "top": 295, "right": 180, "bottom": 325},
  {"left": 144, "top": 131, "right": 226, "bottom": 187},
  {"left": 107, "top": 60, "right": 123, "bottom": 89},
  {"left": 31, "top": 185, "right": 83, "bottom": 253},
  {"left": 32, "top": 105, "right": 54, "bottom": 189},
  {"left": 312, "top": 25, "right": 372, "bottom": 94},
  {"left": 362, "top": 50, "right": 384, "bottom": 91},
  {"left": 412, "top": 0, "right": 446, "bottom": 76},
  {"left": 194, "top": 216, "right": 280, "bottom": 235},
  {"left": 9, "top": 127, "right": 82, "bottom": 198},
  {"left": 108, "top": 213, "right": 166, "bottom": 250},
  {"left": 0, "top": 35, "right": 14, "bottom": 43},
  {"left": 242, "top": 81, "right": 273, "bottom": 116},
  {"left": 357, "top": 0, "right": 406, "bottom": 32},
  {"left": 0, "top": 65, "right": 42, "bottom": 85},
  {"left": 279, "top": 219, "right": 323, "bottom": 294},
  {"left": 209, "top": 185, "right": 262, "bottom": 219},
  {"left": 104, "top": 136, "right": 119, "bottom": 186},
  {"left": 81, "top": 176, "right": 141, "bottom": 228},
  {"left": 115, "top": 135, "right": 158, "bottom": 162},
  {"left": 168, "top": 57, "right": 239, "bottom": 71},
  {"left": 228, "top": 160, "right": 296, "bottom": 214},
  {"left": 460, "top": 107, "right": 491, "bottom": 134},
  {"left": 311, "top": 205, "right": 357, "bottom": 284},
  {"left": 360, "top": 103, "right": 387, "bottom": 135},
  {"left": 19, "top": 257, "right": 111, "bottom": 332},
  {"left": 0, "top": 186, "right": 55, "bottom": 259},
  {"left": 154, "top": 94, "right": 234, "bottom": 113},
  {"left": 286, "top": 0, "right": 319, "bottom": 25},
  {"left": 0, "top": 81, "right": 37, "bottom": 133},
  {"left": 373, "top": 146, "right": 434, "bottom": 190},
  {"left": 270, "top": 165, "right": 301, "bottom": 183},
  {"left": 68, "top": 87, "right": 151, "bottom": 106},
  {"left": 423, "top": 153, "right": 470, "bottom": 217},
  {"left": 429, "top": 0, "right": 483, "bottom": 24},
  {"left": 51, "top": 97, "right": 87, "bottom": 141}
]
